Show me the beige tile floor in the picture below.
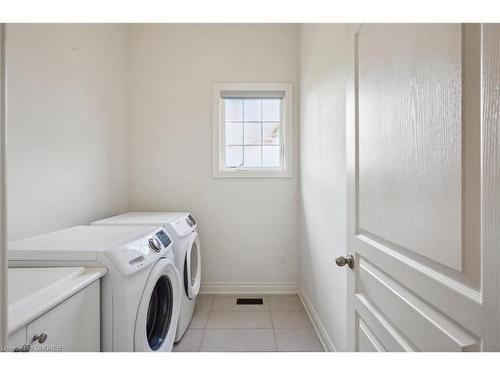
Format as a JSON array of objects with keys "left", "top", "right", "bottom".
[{"left": 173, "top": 294, "right": 324, "bottom": 352}]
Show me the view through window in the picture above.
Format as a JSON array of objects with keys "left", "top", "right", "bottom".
[{"left": 223, "top": 98, "right": 282, "bottom": 168}]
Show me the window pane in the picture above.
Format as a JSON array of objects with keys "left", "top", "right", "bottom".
[
  {"left": 225, "top": 99, "right": 243, "bottom": 122},
  {"left": 243, "top": 146, "right": 261, "bottom": 167},
  {"left": 221, "top": 95, "right": 284, "bottom": 173},
  {"left": 225, "top": 146, "right": 243, "bottom": 167},
  {"left": 243, "top": 123, "right": 261, "bottom": 145},
  {"left": 244, "top": 99, "right": 261, "bottom": 122},
  {"left": 262, "top": 99, "right": 281, "bottom": 122},
  {"left": 263, "top": 123, "right": 280, "bottom": 145},
  {"left": 225, "top": 123, "right": 243, "bottom": 145},
  {"left": 262, "top": 146, "right": 281, "bottom": 167}
]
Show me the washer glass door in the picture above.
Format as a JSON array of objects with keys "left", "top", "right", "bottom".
[
  {"left": 184, "top": 232, "right": 201, "bottom": 299},
  {"left": 146, "top": 275, "right": 173, "bottom": 350},
  {"left": 135, "top": 258, "right": 181, "bottom": 352}
]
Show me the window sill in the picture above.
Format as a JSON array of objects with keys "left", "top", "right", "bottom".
[{"left": 212, "top": 168, "right": 293, "bottom": 179}]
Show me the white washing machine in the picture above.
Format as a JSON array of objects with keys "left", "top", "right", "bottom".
[
  {"left": 8, "top": 225, "right": 181, "bottom": 352},
  {"left": 92, "top": 212, "right": 201, "bottom": 342}
]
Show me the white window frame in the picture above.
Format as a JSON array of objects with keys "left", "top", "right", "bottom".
[{"left": 212, "top": 83, "right": 293, "bottom": 178}]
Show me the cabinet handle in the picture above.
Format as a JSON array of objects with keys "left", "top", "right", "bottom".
[{"left": 32, "top": 331, "right": 48, "bottom": 344}]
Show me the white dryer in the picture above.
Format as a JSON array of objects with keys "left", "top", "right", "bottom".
[
  {"left": 8, "top": 225, "right": 181, "bottom": 352},
  {"left": 92, "top": 212, "right": 201, "bottom": 342}
]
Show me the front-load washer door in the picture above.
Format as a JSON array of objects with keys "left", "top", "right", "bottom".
[
  {"left": 184, "top": 232, "right": 201, "bottom": 300},
  {"left": 134, "top": 258, "right": 181, "bottom": 352}
]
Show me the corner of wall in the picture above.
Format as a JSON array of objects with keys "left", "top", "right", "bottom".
[
  {"left": 298, "top": 286, "right": 336, "bottom": 352},
  {"left": 297, "top": 23, "right": 348, "bottom": 352}
]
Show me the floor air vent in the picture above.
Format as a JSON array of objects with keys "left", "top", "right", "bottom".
[{"left": 236, "top": 298, "right": 264, "bottom": 305}]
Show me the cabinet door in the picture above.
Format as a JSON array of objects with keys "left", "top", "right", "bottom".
[
  {"left": 27, "top": 281, "right": 100, "bottom": 352},
  {"left": 7, "top": 328, "right": 27, "bottom": 351}
]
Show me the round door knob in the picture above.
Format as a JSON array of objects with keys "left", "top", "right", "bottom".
[
  {"left": 33, "top": 331, "right": 48, "bottom": 344},
  {"left": 149, "top": 238, "right": 161, "bottom": 252},
  {"left": 335, "top": 254, "right": 355, "bottom": 269}
]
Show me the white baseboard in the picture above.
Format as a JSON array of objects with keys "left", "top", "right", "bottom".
[
  {"left": 298, "top": 287, "right": 336, "bottom": 352},
  {"left": 200, "top": 282, "right": 299, "bottom": 295}
]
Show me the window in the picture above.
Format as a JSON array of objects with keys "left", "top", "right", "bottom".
[{"left": 212, "top": 83, "right": 293, "bottom": 178}]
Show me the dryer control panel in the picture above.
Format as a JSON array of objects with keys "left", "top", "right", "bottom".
[
  {"left": 170, "top": 214, "right": 197, "bottom": 237},
  {"left": 186, "top": 214, "right": 196, "bottom": 227}
]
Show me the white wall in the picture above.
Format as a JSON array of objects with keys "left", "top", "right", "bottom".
[
  {"left": 299, "top": 24, "right": 347, "bottom": 351},
  {"left": 7, "top": 24, "right": 129, "bottom": 240},
  {"left": 0, "top": 23, "right": 7, "bottom": 348},
  {"left": 128, "top": 24, "right": 300, "bottom": 287}
]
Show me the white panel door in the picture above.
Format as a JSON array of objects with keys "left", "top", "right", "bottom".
[{"left": 344, "top": 24, "right": 500, "bottom": 351}]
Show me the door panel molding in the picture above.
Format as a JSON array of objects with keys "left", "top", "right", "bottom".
[
  {"left": 355, "top": 294, "right": 415, "bottom": 352},
  {"left": 359, "top": 259, "right": 479, "bottom": 351},
  {"left": 357, "top": 232, "right": 482, "bottom": 305},
  {"left": 358, "top": 318, "right": 386, "bottom": 352},
  {"left": 357, "top": 230, "right": 481, "bottom": 294}
]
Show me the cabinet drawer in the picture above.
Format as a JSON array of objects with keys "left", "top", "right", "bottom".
[{"left": 27, "top": 280, "right": 100, "bottom": 352}]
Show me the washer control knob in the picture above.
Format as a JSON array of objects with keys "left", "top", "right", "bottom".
[{"left": 149, "top": 238, "right": 161, "bottom": 252}]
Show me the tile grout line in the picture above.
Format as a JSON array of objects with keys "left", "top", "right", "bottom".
[
  {"left": 271, "top": 295, "right": 314, "bottom": 351},
  {"left": 194, "top": 328, "right": 277, "bottom": 330},
  {"left": 198, "top": 295, "right": 214, "bottom": 351},
  {"left": 269, "top": 297, "right": 279, "bottom": 352},
  {"left": 203, "top": 295, "right": 225, "bottom": 351}
]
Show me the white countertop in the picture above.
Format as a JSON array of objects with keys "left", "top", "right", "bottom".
[
  {"left": 8, "top": 267, "right": 107, "bottom": 334},
  {"left": 9, "top": 225, "right": 161, "bottom": 262}
]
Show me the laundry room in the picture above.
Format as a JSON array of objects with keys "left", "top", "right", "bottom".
[
  {"left": 4, "top": 23, "right": 324, "bottom": 353},
  {"left": 1, "top": 2, "right": 500, "bottom": 373}
]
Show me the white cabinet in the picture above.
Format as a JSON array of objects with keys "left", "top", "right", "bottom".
[
  {"left": 9, "top": 280, "right": 100, "bottom": 352},
  {"left": 7, "top": 328, "right": 27, "bottom": 351}
]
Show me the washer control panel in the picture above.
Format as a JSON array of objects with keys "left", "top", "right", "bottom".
[
  {"left": 156, "top": 229, "right": 172, "bottom": 248},
  {"left": 105, "top": 228, "right": 173, "bottom": 276}
]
